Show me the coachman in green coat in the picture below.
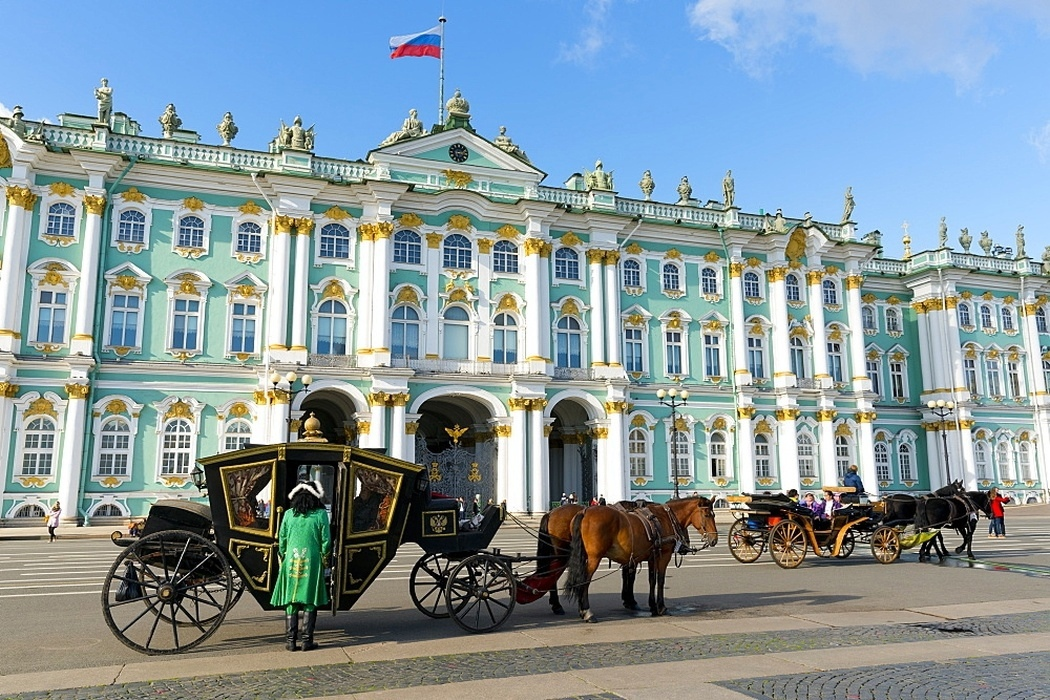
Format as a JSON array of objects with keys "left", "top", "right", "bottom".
[{"left": 271, "top": 480, "right": 331, "bottom": 651}]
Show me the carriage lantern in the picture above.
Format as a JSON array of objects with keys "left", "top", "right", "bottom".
[
  {"left": 926, "top": 399, "right": 955, "bottom": 485},
  {"left": 657, "top": 387, "right": 689, "bottom": 499},
  {"left": 190, "top": 464, "right": 207, "bottom": 492}
]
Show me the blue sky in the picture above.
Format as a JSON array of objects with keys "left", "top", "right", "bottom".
[{"left": 4, "top": 1, "right": 1049, "bottom": 259}]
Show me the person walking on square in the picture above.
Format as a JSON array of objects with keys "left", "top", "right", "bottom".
[
  {"left": 988, "top": 487, "right": 1011, "bottom": 538},
  {"left": 46, "top": 502, "right": 61, "bottom": 542},
  {"left": 271, "top": 480, "right": 330, "bottom": 651}
]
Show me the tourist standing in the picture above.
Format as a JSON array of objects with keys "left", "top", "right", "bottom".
[
  {"left": 46, "top": 502, "right": 61, "bottom": 542},
  {"left": 988, "top": 487, "right": 1011, "bottom": 538}
]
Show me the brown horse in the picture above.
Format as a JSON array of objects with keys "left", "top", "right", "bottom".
[
  {"left": 524, "top": 504, "right": 584, "bottom": 614},
  {"left": 561, "top": 497, "right": 718, "bottom": 622}
]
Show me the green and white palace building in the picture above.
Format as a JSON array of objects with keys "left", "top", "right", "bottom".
[{"left": 2, "top": 85, "right": 1049, "bottom": 526}]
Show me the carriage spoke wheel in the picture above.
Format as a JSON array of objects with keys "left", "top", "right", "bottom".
[
  {"left": 101, "top": 530, "right": 233, "bottom": 655},
  {"left": 445, "top": 553, "right": 516, "bottom": 633},
  {"left": 410, "top": 553, "right": 454, "bottom": 619},
  {"left": 728, "top": 520, "right": 765, "bottom": 563},
  {"left": 870, "top": 526, "right": 902, "bottom": 564},
  {"left": 769, "top": 521, "right": 807, "bottom": 569},
  {"left": 835, "top": 530, "right": 856, "bottom": 559}
]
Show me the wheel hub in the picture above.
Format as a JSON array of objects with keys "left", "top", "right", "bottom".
[{"left": 157, "top": 582, "right": 177, "bottom": 602}]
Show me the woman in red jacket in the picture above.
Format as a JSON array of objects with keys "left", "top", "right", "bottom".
[{"left": 988, "top": 487, "right": 1011, "bottom": 538}]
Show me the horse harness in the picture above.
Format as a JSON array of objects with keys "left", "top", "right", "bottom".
[{"left": 611, "top": 501, "right": 689, "bottom": 563}]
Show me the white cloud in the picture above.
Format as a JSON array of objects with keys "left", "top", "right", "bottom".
[
  {"left": 687, "top": 0, "right": 1050, "bottom": 88},
  {"left": 1028, "top": 121, "right": 1050, "bottom": 163},
  {"left": 0, "top": 102, "right": 11, "bottom": 119},
  {"left": 559, "top": 0, "right": 614, "bottom": 66}
]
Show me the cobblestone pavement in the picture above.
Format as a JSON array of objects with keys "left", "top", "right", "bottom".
[
  {"left": 5, "top": 611, "right": 1050, "bottom": 700},
  {"left": 717, "top": 651, "right": 1050, "bottom": 699}
]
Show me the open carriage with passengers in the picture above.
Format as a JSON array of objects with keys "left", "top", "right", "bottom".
[
  {"left": 726, "top": 488, "right": 903, "bottom": 568},
  {"left": 101, "top": 441, "right": 509, "bottom": 655}
]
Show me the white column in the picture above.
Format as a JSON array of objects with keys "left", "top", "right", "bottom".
[
  {"left": 356, "top": 226, "right": 375, "bottom": 357},
  {"left": 507, "top": 404, "right": 529, "bottom": 511},
  {"left": 530, "top": 408, "right": 550, "bottom": 514},
  {"left": 603, "top": 403, "right": 627, "bottom": 502},
  {"left": 807, "top": 270, "right": 830, "bottom": 384},
  {"left": 265, "top": 216, "right": 294, "bottom": 352},
  {"left": 945, "top": 297, "right": 966, "bottom": 394},
  {"left": 0, "top": 186, "right": 35, "bottom": 351},
  {"left": 71, "top": 195, "right": 106, "bottom": 355},
  {"left": 424, "top": 234, "right": 441, "bottom": 359},
  {"left": 736, "top": 408, "right": 756, "bottom": 494},
  {"left": 476, "top": 239, "right": 494, "bottom": 362},
  {"left": 523, "top": 239, "right": 550, "bottom": 371},
  {"left": 818, "top": 411, "right": 837, "bottom": 485},
  {"left": 493, "top": 422, "right": 512, "bottom": 507},
  {"left": 404, "top": 414, "right": 421, "bottom": 464},
  {"left": 389, "top": 394, "right": 407, "bottom": 460},
  {"left": 370, "top": 224, "right": 393, "bottom": 364},
  {"left": 288, "top": 218, "right": 313, "bottom": 356},
  {"left": 926, "top": 301, "right": 948, "bottom": 394},
  {"left": 604, "top": 251, "right": 622, "bottom": 368},
  {"left": 359, "top": 400, "right": 384, "bottom": 450},
  {"left": 775, "top": 408, "right": 801, "bottom": 490},
  {"left": 855, "top": 412, "right": 878, "bottom": 497},
  {"left": 925, "top": 423, "right": 947, "bottom": 490},
  {"left": 768, "top": 267, "right": 793, "bottom": 387},
  {"left": 914, "top": 304, "right": 934, "bottom": 395},
  {"left": 587, "top": 249, "right": 605, "bottom": 366},
  {"left": 845, "top": 273, "right": 869, "bottom": 392},
  {"left": 58, "top": 384, "right": 90, "bottom": 524},
  {"left": 728, "top": 262, "right": 749, "bottom": 385}
]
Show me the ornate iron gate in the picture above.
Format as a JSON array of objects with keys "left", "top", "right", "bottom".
[{"left": 415, "top": 430, "right": 496, "bottom": 508}]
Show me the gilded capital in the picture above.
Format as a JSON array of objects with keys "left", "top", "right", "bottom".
[
  {"left": 737, "top": 406, "right": 757, "bottom": 419},
  {"left": 494, "top": 424, "right": 512, "bottom": 438},
  {"left": 64, "top": 383, "right": 91, "bottom": 400},
  {"left": 296, "top": 217, "right": 315, "bottom": 235},
  {"left": 845, "top": 274, "right": 863, "bottom": 291},
  {"left": 523, "top": 238, "right": 546, "bottom": 256},
  {"left": 274, "top": 214, "right": 296, "bottom": 234},
  {"left": 729, "top": 262, "right": 744, "bottom": 278},
  {"left": 373, "top": 221, "right": 394, "bottom": 239},
  {"left": 911, "top": 300, "right": 927, "bottom": 314},
  {"left": 586, "top": 249, "right": 605, "bottom": 265},
  {"left": 604, "top": 400, "right": 630, "bottom": 414},
  {"left": 426, "top": 232, "right": 443, "bottom": 248},
  {"left": 0, "top": 381, "right": 20, "bottom": 398},
  {"left": 855, "top": 410, "right": 877, "bottom": 423},
  {"left": 6, "top": 185, "right": 37, "bottom": 210},
  {"left": 816, "top": 409, "right": 837, "bottom": 422},
  {"left": 774, "top": 407, "right": 801, "bottom": 421},
  {"left": 766, "top": 267, "right": 787, "bottom": 283},
  {"left": 805, "top": 270, "right": 824, "bottom": 285},
  {"left": 604, "top": 250, "right": 620, "bottom": 265},
  {"left": 83, "top": 194, "right": 107, "bottom": 216},
  {"left": 476, "top": 238, "right": 493, "bottom": 254},
  {"left": 591, "top": 427, "right": 609, "bottom": 439}
]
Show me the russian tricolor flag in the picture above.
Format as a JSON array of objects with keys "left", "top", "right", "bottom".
[{"left": 389, "top": 26, "right": 442, "bottom": 59}]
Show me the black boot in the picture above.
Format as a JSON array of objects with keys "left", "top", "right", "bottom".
[
  {"left": 284, "top": 612, "right": 299, "bottom": 651},
  {"left": 301, "top": 609, "right": 318, "bottom": 651}
]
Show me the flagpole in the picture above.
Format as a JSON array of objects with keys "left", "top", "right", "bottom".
[{"left": 438, "top": 16, "right": 446, "bottom": 124}]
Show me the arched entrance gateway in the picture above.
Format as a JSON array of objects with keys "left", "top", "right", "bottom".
[
  {"left": 546, "top": 392, "right": 608, "bottom": 507},
  {"left": 288, "top": 382, "right": 368, "bottom": 445}
]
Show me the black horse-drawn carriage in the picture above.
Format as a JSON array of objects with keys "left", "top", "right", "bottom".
[{"left": 102, "top": 442, "right": 508, "bottom": 654}]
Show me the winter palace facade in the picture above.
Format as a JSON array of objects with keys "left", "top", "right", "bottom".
[{"left": 1, "top": 86, "right": 1049, "bottom": 526}]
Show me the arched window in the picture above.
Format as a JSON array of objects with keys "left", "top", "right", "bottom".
[
  {"left": 492, "top": 240, "right": 518, "bottom": 273},
  {"left": 974, "top": 441, "right": 990, "bottom": 480},
  {"left": 160, "top": 419, "right": 193, "bottom": 476},
  {"left": 177, "top": 215, "right": 205, "bottom": 248},
  {"left": 393, "top": 230, "right": 422, "bottom": 265},
  {"left": 822, "top": 279, "right": 839, "bottom": 306},
  {"left": 319, "top": 223, "right": 351, "bottom": 259},
  {"left": 790, "top": 337, "right": 808, "bottom": 379},
  {"left": 861, "top": 306, "right": 876, "bottom": 331},
  {"left": 785, "top": 273, "right": 802, "bottom": 302},
  {"left": 13, "top": 503, "right": 47, "bottom": 519},
  {"left": 996, "top": 439, "right": 1014, "bottom": 481},
  {"left": 443, "top": 233, "right": 472, "bottom": 269},
  {"left": 743, "top": 271, "right": 761, "bottom": 298},
  {"left": 754, "top": 434, "right": 771, "bottom": 478},
  {"left": 874, "top": 442, "right": 890, "bottom": 481},
  {"left": 21, "top": 417, "right": 57, "bottom": 476},
  {"left": 662, "top": 263, "right": 680, "bottom": 292},
  {"left": 93, "top": 503, "right": 122, "bottom": 517},
  {"left": 554, "top": 247, "right": 580, "bottom": 280},
  {"left": 236, "top": 222, "right": 262, "bottom": 254},
  {"left": 1019, "top": 441, "right": 1033, "bottom": 481},
  {"left": 442, "top": 305, "right": 470, "bottom": 360},
  {"left": 1036, "top": 307, "right": 1048, "bottom": 334},
  {"left": 97, "top": 417, "right": 131, "bottom": 476},
  {"left": 628, "top": 428, "right": 650, "bottom": 478},
  {"left": 834, "top": 435, "right": 852, "bottom": 481},
  {"left": 886, "top": 308, "right": 902, "bottom": 333},
  {"left": 701, "top": 267, "right": 718, "bottom": 295},
  {"left": 623, "top": 259, "right": 641, "bottom": 288},
  {"left": 316, "top": 299, "right": 348, "bottom": 354},
  {"left": 1001, "top": 306, "right": 1015, "bottom": 331},
  {"left": 709, "top": 431, "right": 727, "bottom": 478},
  {"left": 118, "top": 210, "right": 146, "bottom": 243},
  {"left": 555, "top": 316, "right": 582, "bottom": 368},
  {"left": 980, "top": 304, "right": 994, "bottom": 329},
  {"left": 898, "top": 442, "right": 914, "bottom": 481},
  {"left": 958, "top": 302, "right": 972, "bottom": 327},
  {"left": 391, "top": 305, "right": 420, "bottom": 359},
  {"left": 797, "top": 433, "right": 816, "bottom": 478},
  {"left": 46, "top": 202, "right": 76, "bottom": 237},
  {"left": 223, "top": 418, "right": 252, "bottom": 452},
  {"left": 492, "top": 313, "right": 518, "bottom": 364}
]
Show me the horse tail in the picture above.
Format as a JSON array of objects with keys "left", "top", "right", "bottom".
[
  {"left": 563, "top": 510, "right": 588, "bottom": 603},
  {"left": 536, "top": 512, "right": 554, "bottom": 576}
]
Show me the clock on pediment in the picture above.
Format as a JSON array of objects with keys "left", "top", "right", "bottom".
[{"left": 448, "top": 143, "right": 469, "bottom": 163}]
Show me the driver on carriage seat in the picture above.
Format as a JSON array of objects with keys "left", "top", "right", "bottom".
[{"left": 842, "top": 465, "right": 865, "bottom": 504}]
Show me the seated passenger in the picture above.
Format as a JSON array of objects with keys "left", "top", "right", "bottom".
[
  {"left": 786, "top": 488, "right": 799, "bottom": 503},
  {"left": 820, "top": 491, "right": 836, "bottom": 519},
  {"left": 802, "top": 492, "right": 818, "bottom": 515}
]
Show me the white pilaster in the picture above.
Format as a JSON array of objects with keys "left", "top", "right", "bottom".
[
  {"left": 808, "top": 270, "right": 830, "bottom": 385},
  {"left": 604, "top": 251, "right": 622, "bottom": 368},
  {"left": 58, "top": 386, "right": 90, "bottom": 524},
  {"left": 71, "top": 196, "right": 105, "bottom": 355},
  {"left": 265, "top": 216, "right": 294, "bottom": 352},
  {"left": 818, "top": 414, "right": 837, "bottom": 485},
  {"left": 508, "top": 407, "right": 529, "bottom": 511},
  {"left": 0, "top": 186, "right": 35, "bottom": 352},
  {"left": 424, "top": 235, "right": 441, "bottom": 359},
  {"left": 736, "top": 408, "right": 756, "bottom": 494},
  {"left": 288, "top": 221, "right": 312, "bottom": 358},
  {"left": 845, "top": 273, "right": 869, "bottom": 392},
  {"left": 389, "top": 397, "right": 407, "bottom": 460},
  {"left": 370, "top": 226, "right": 392, "bottom": 365},
  {"left": 728, "top": 261, "right": 749, "bottom": 386},
  {"left": 603, "top": 406, "right": 627, "bottom": 503},
  {"left": 356, "top": 227, "right": 375, "bottom": 357},
  {"left": 775, "top": 408, "right": 801, "bottom": 489},
  {"left": 530, "top": 409, "right": 550, "bottom": 514},
  {"left": 768, "top": 267, "right": 793, "bottom": 387},
  {"left": 587, "top": 249, "right": 605, "bottom": 366}
]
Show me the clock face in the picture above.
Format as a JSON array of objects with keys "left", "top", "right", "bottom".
[{"left": 449, "top": 143, "right": 469, "bottom": 163}]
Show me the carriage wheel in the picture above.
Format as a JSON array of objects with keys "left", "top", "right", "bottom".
[
  {"left": 768, "top": 521, "right": 807, "bottom": 569},
  {"left": 101, "top": 530, "right": 233, "bottom": 655},
  {"left": 870, "top": 526, "right": 902, "bottom": 564},
  {"left": 728, "top": 520, "right": 765, "bottom": 563},
  {"left": 445, "top": 553, "right": 516, "bottom": 633},
  {"left": 410, "top": 553, "right": 455, "bottom": 619},
  {"left": 835, "top": 530, "right": 856, "bottom": 558}
]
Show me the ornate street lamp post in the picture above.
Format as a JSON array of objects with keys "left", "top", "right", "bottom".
[
  {"left": 926, "top": 399, "right": 955, "bottom": 485},
  {"left": 657, "top": 387, "right": 689, "bottom": 499},
  {"left": 270, "top": 370, "right": 313, "bottom": 441}
]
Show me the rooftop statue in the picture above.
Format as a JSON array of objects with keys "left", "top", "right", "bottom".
[
  {"left": 95, "top": 78, "right": 113, "bottom": 124},
  {"left": 938, "top": 216, "right": 948, "bottom": 248},
  {"left": 159, "top": 103, "right": 182, "bottom": 138},
  {"left": 722, "top": 169, "right": 735, "bottom": 208},
  {"left": 380, "top": 109, "right": 426, "bottom": 147},
  {"left": 959, "top": 227, "right": 972, "bottom": 252},
  {"left": 216, "top": 112, "right": 238, "bottom": 146},
  {"left": 676, "top": 176, "right": 692, "bottom": 205},
  {"left": 585, "top": 160, "right": 614, "bottom": 191},
  {"left": 841, "top": 186, "right": 854, "bottom": 223},
  {"left": 274, "top": 115, "right": 316, "bottom": 152},
  {"left": 8, "top": 105, "right": 25, "bottom": 137},
  {"left": 1016, "top": 225, "right": 1026, "bottom": 259},
  {"left": 979, "top": 230, "right": 993, "bottom": 255},
  {"left": 493, "top": 125, "right": 529, "bottom": 162},
  {"left": 773, "top": 208, "right": 786, "bottom": 233},
  {"left": 446, "top": 89, "right": 470, "bottom": 118},
  {"left": 639, "top": 170, "right": 655, "bottom": 200},
  {"left": 1043, "top": 246, "right": 1050, "bottom": 275}
]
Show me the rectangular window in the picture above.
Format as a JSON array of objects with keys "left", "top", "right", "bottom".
[
  {"left": 964, "top": 358, "right": 978, "bottom": 395},
  {"left": 231, "top": 302, "right": 257, "bottom": 354},
  {"left": 671, "top": 432, "right": 691, "bottom": 478},
  {"left": 703, "top": 334, "right": 721, "bottom": 378},
  {"left": 171, "top": 298, "right": 200, "bottom": 350},
  {"left": 889, "top": 361, "right": 906, "bottom": 399},
  {"left": 875, "top": 446, "right": 890, "bottom": 482},
  {"left": 797, "top": 438, "right": 815, "bottom": 478},
  {"left": 624, "top": 328, "right": 643, "bottom": 373},
  {"left": 985, "top": 358, "right": 1002, "bottom": 396},
  {"left": 1007, "top": 361, "right": 1021, "bottom": 399},
  {"left": 747, "top": 336, "right": 765, "bottom": 379},
  {"left": 710, "top": 437, "right": 726, "bottom": 478},
  {"left": 665, "top": 330, "right": 683, "bottom": 376},
  {"left": 629, "top": 431, "right": 648, "bottom": 477},
  {"left": 754, "top": 440, "right": 770, "bottom": 478},
  {"left": 109, "top": 294, "right": 140, "bottom": 347},
  {"left": 866, "top": 359, "right": 881, "bottom": 396},
  {"left": 827, "top": 342, "right": 843, "bottom": 383},
  {"left": 36, "top": 290, "right": 67, "bottom": 344}
]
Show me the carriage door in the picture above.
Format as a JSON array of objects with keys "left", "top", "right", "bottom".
[{"left": 218, "top": 457, "right": 282, "bottom": 602}]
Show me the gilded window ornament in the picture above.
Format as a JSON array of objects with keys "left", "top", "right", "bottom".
[
  {"left": 561, "top": 231, "right": 582, "bottom": 247},
  {"left": 834, "top": 422, "right": 853, "bottom": 437},
  {"left": 626, "top": 313, "right": 644, "bottom": 326},
  {"left": 42, "top": 269, "right": 68, "bottom": 287},
  {"left": 396, "top": 287, "right": 420, "bottom": 305},
  {"left": 0, "top": 138, "right": 10, "bottom": 169},
  {"left": 323, "top": 206, "right": 350, "bottom": 220},
  {"left": 866, "top": 349, "right": 880, "bottom": 360},
  {"left": 26, "top": 397, "right": 58, "bottom": 419},
  {"left": 703, "top": 251, "right": 721, "bottom": 263},
  {"left": 113, "top": 275, "right": 144, "bottom": 293},
  {"left": 399, "top": 212, "right": 424, "bottom": 228},
  {"left": 754, "top": 418, "right": 772, "bottom": 434},
  {"left": 711, "top": 417, "right": 727, "bottom": 431},
  {"left": 120, "top": 187, "right": 146, "bottom": 203},
  {"left": 6, "top": 185, "right": 37, "bottom": 209},
  {"left": 629, "top": 414, "right": 648, "bottom": 428},
  {"left": 496, "top": 294, "right": 518, "bottom": 312},
  {"left": 625, "top": 242, "right": 644, "bottom": 255},
  {"left": 703, "top": 319, "right": 723, "bottom": 332},
  {"left": 165, "top": 400, "right": 193, "bottom": 420},
  {"left": 825, "top": 265, "right": 840, "bottom": 275},
  {"left": 49, "top": 182, "right": 76, "bottom": 197},
  {"left": 183, "top": 197, "right": 205, "bottom": 212},
  {"left": 448, "top": 288, "right": 468, "bottom": 303},
  {"left": 891, "top": 351, "right": 906, "bottom": 362},
  {"left": 827, "top": 324, "right": 843, "bottom": 341},
  {"left": 447, "top": 214, "right": 472, "bottom": 231},
  {"left": 177, "top": 277, "right": 201, "bottom": 296},
  {"left": 239, "top": 200, "right": 263, "bottom": 215},
  {"left": 104, "top": 399, "right": 128, "bottom": 415},
  {"left": 745, "top": 257, "right": 761, "bottom": 268},
  {"left": 322, "top": 280, "right": 346, "bottom": 300},
  {"left": 495, "top": 224, "right": 519, "bottom": 239},
  {"left": 560, "top": 299, "right": 580, "bottom": 316},
  {"left": 235, "top": 284, "right": 260, "bottom": 299},
  {"left": 665, "top": 248, "right": 682, "bottom": 260},
  {"left": 861, "top": 293, "right": 877, "bottom": 303},
  {"left": 982, "top": 291, "right": 994, "bottom": 301},
  {"left": 229, "top": 402, "right": 250, "bottom": 417}
]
